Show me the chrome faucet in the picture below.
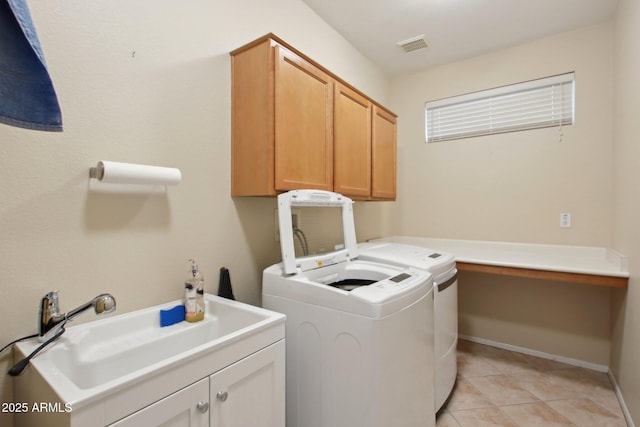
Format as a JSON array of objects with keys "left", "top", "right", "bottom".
[
  {"left": 8, "top": 291, "right": 117, "bottom": 376},
  {"left": 39, "top": 291, "right": 117, "bottom": 342}
]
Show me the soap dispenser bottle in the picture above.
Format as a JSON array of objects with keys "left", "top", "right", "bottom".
[{"left": 185, "top": 258, "right": 205, "bottom": 322}]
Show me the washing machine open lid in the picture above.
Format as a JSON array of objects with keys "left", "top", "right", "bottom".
[{"left": 278, "top": 190, "right": 358, "bottom": 275}]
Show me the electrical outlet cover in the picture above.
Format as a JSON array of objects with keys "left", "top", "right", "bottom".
[{"left": 560, "top": 213, "right": 571, "bottom": 228}]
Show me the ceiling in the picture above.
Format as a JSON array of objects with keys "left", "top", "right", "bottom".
[{"left": 301, "top": 0, "right": 619, "bottom": 76}]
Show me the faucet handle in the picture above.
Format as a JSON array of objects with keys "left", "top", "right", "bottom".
[
  {"left": 42, "top": 291, "right": 60, "bottom": 313},
  {"left": 39, "top": 291, "right": 62, "bottom": 338}
]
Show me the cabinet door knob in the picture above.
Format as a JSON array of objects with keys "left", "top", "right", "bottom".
[
  {"left": 196, "top": 401, "right": 209, "bottom": 413},
  {"left": 216, "top": 391, "right": 228, "bottom": 402}
]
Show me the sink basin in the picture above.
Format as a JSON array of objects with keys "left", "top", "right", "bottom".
[
  {"left": 15, "top": 293, "right": 285, "bottom": 419},
  {"left": 39, "top": 296, "right": 272, "bottom": 390}
]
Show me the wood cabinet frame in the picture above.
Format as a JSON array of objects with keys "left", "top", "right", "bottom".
[{"left": 231, "top": 34, "right": 397, "bottom": 200}]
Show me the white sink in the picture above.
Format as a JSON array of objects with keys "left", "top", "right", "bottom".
[{"left": 15, "top": 294, "right": 285, "bottom": 422}]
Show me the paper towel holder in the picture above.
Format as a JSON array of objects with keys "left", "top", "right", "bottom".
[
  {"left": 89, "top": 162, "right": 106, "bottom": 180},
  {"left": 88, "top": 160, "right": 182, "bottom": 186}
]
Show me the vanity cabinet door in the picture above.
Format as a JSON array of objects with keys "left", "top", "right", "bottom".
[
  {"left": 209, "top": 341, "right": 285, "bottom": 427},
  {"left": 109, "top": 378, "right": 209, "bottom": 427}
]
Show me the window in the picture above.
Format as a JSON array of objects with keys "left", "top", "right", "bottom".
[{"left": 425, "top": 72, "right": 575, "bottom": 143}]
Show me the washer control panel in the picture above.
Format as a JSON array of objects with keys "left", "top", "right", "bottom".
[
  {"left": 373, "top": 271, "right": 421, "bottom": 291},
  {"left": 390, "top": 272, "right": 412, "bottom": 283},
  {"left": 351, "top": 268, "right": 432, "bottom": 304}
]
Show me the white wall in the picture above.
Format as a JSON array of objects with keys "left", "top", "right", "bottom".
[
  {"left": 0, "top": 1, "right": 390, "bottom": 425},
  {"left": 389, "top": 23, "right": 615, "bottom": 366},
  {"left": 611, "top": 0, "right": 640, "bottom": 423}
]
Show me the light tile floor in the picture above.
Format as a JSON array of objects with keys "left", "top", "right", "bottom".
[{"left": 437, "top": 340, "right": 628, "bottom": 427}]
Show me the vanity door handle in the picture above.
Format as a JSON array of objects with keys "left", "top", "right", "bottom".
[
  {"left": 196, "top": 401, "right": 209, "bottom": 413},
  {"left": 217, "top": 391, "right": 228, "bottom": 402}
]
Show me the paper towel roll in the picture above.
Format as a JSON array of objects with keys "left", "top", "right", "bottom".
[{"left": 92, "top": 161, "right": 182, "bottom": 186}]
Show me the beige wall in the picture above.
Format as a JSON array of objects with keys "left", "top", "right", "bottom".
[
  {"left": 389, "top": 22, "right": 614, "bottom": 246},
  {"left": 389, "top": 24, "right": 615, "bottom": 365},
  {"left": 0, "top": 1, "right": 390, "bottom": 425},
  {"left": 389, "top": 17, "right": 640, "bottom": 423},
  {"left": 611, "top": 0, "right": 640, "bottom": 423},
  {"left": 3, "top": 1, "right": 638, "bottom": 425},
  {"left": 458, "top": 272, "right": 611, "bottom": 366}
]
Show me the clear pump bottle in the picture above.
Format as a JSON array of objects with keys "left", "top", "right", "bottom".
[{"left": 185, "top": 259, "right": 205, "bottom": 322}]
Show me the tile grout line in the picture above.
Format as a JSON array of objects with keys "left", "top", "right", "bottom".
[
  {"left": 443, "top": 339, "right": 630, "bottom": 427},
  {"left": 458, "top": 335, "right": 631, "bottom": 426}
]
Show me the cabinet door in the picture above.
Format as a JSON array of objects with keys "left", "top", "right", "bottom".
[
  {"left": 210, "top": 341, "right": 285, "bottom": 427},
  {"left": 274, "top": 45, "right": 333, "bottom": 191},
  {"left": 109, "top": 378, "right": 209, "bottom": 427},
  {"left": 371, "top": 105, "right": 397, "bottom": 199},
  {"left": 231, "top": 38, "right": 275, "bottom": 196},
  {"left": 333, "top": 83, "right": 372, "bottom": 198}
]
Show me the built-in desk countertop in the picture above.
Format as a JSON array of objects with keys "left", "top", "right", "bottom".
[{"left": 371, "top": 236, "right": 629, "bottom": 288}]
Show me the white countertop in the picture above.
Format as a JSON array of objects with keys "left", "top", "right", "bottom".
[{"left": 371, "top": 236, "right": 629, "bottom": 278}]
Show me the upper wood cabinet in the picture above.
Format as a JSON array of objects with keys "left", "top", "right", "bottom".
[
  {"left": 371, "top": 106, "right": 397, "bottom": 199},
  {"left": 274, "top": 45, "right": 333, "bottom": 192},
  {"left": 334, "top": 82, "right": 372, "bottom": 198},
  {"left": 231, "top": 34, "right": 396, "bottom": 200}
]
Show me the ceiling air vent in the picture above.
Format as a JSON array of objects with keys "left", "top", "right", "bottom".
[{"left": 397, "top": 35, "right": 429, "bottom": 53}]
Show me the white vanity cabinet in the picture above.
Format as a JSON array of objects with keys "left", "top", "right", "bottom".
[
  {"left": 109, "top": 341, "right": 285, "bottom": 427},
  {"left": 14, "top": 295, "right": 286, "bottom": 427},
  {"left": 109, "top": 378, "right": 209, "bottom": 427},
  {"left": 209, "top": 340, "right": 285, "bottom": 427}
]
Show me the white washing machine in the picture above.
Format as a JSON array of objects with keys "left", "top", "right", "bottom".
[
  {"left": 263, "top": 190, "right": 435, "bottom": 427},
  {"left": 358, "top": 241, "right": 458, "bottom": 411}
]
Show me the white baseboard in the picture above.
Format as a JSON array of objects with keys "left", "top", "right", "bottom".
[
  {"left": 459, "top": 335, "right": 635, "bottom": 426},
  {"left": 608, "top": 371, "right": 636, "bottom": 427},
  {"left": 458, "top": 334, "right": 608, "bottom": 372}
]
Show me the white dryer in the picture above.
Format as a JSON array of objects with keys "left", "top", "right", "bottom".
[
  {"left": 358, "top": 241, "right": 458, "bottom": 411},
  {"left": 263, "top": 190, "right": 435, "bottom": 427}
]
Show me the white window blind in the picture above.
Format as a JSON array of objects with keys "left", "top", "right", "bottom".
[{"left": 425, "top": 72, "right": 575, "bottom": 143}]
